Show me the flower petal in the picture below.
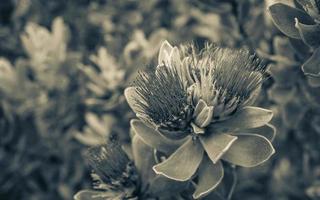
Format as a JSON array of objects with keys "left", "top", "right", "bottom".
[
  {"left": 307, "top": 76, "right": 320, "bottom": 87},
  {"left": 131, "top": 119, "right": 184, "bottom": 154},
  {"left": 153, "top": 137, "right": 204, "bottom": 181},
  {"left": 208, "top": 106, "right": 273, "bottom": 133},
  {"left": 222, "top": 134, "right": 275, "bottom": 167},
  {"left": 295, "top": 19, "right": 320, "bottom": 47},
  {"left": 234, "top": 123, "right": 276, "bottom": 141},
  {"left": 74, "top": 190, "right": 112, "bottom": 200},
  {"left": 132, "top": 135, "right": 156, "bottom": 189},
  {"left": 268, "top": 3, "right": 314, "bottom": 39},
  {"left": 124, "top": 87, "right": 141, "bottom": 114},
  {"left": 302, "top": 47, "right": 320, "bottom": 77},
  {"left": 149, "top": 175, "right": 188, "bottom": 197},
  {"left": 158, "top": 40, "right": 173, "bottom": 65},
  {"left": 193, "top": 158, "right": 224, "bottom": 199},
  {"left": 200, "top": 133, "right": 237, "bottom": 163}
]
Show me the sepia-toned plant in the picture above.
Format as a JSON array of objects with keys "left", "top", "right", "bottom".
[{"left": 125, "top": 41, "right": 276, "bottom": 199}]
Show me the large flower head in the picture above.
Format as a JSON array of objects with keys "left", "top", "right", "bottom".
[{"left": 126, "top": 41, "right": 276, "bottom": 198}]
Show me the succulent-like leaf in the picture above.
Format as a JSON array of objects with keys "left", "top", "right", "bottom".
[
  {"left": 200, "top": 133, "right": 237, "bottom": 163},
  {"left": 153, "top": 137, "right": 204, "bottom": 181},
  {"left": 132, "top": 135, "right": 156, "bottom": 190},
  {"left": 193, "top": 157, "right": 224, "bottom": 199},
  {"left": 268, "top": 3, "right": 314, "bottom": 39},
  {"left": 234, "top": 124, "right": 276, "bottom": 141},
  {"left": 295, "top": 19, "right": 320, "bottom": 47},
  {"left": 131, "top": 119, "right": 185, "bottom": 154},
  {"left": 208, "top": 106, "right": 273, "bottom": 133},
  {"left": 302, "top": 47, "right": 320, "bottom": 76},
  {"left": 221, "top": 134, "right": 275, "bottom": 167}
]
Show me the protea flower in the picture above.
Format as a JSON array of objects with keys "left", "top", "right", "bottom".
[
  {"left": 125, "top": 41, "right": 276, "bottom": 198},
  {"left": 74, "top": 141, "right": 140, "bottom": 200},
  {"left": 268, "top": 0, "right": 320, "bottom": 87}
]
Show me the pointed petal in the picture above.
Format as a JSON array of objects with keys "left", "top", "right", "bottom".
[
  {"left": 158, "top": 40, "right": 173, "bottom": 65},
  {"left": 222, "top": 134, "right": 275, "bottom": 167},
  {"left": 153, "top": 137, "right": 204, "bottom": 181},
  {"left": 268, "top": 3, "right": 314, "bottom": 39},
  {"left": 124, "top": 87, "right": 141, "bottom": 115},
  {"left": 302, "top": 47, "right": 320, "bottom": 76},
  {"left": 131, "top": 119, "right": 184, "bottom": 154},
  {"left": 193, "top": 158, "right": 224, "bottom": 199},
  {"left": 200, "top": 133, "right": 237, "bottom": 163},
  {"left": 295, "top": 19, "right": 320, "bottom": 47},
  {"left": 208, "top": 107, "right": 273, "bottom": 133},
  {"left": 234, "top": 124, "right": 276, "bottom": 141}
]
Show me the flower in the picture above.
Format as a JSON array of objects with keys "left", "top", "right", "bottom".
[
  {"left": 268, "top": 1, "right": 320, "bottom": 87},
  {"left": 125, "top": 41, "right": 276, "bottom": 199},
  {"left": 74, "top": 141, "right": 139, "bottom": 200}
]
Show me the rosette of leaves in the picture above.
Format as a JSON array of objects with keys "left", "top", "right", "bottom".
[
  {"left": 125, "top": 41, "right": 276, "bottom": 199},
  {"left": 74, "top": 139, "right": 187, "bottom": 200},
  {"left": 268, "top": 0, "right": 320, "bottom": 87}
]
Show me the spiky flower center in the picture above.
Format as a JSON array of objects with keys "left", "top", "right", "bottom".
[
  {"left": 134, "top": 65, "right": 192, "bottom": 131},
  {"left": 85, "top": 142, "right": 138, "bottom": 191}
]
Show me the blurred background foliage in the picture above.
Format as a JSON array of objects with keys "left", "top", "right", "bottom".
[{"left": 0, "top": 0, "right": 319, "bottom": 199}]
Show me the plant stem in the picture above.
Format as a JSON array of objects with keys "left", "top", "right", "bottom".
[{"left": 227, "top": 165, "right": 237, "bottom": 200}]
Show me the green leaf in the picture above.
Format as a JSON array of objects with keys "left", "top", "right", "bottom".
[
  {"left": 234, "top": 124, "right": 277, "bottom": 141},
  {"left": 302, "top": 47, "right": 320, "bottom": 76},
  {"left": 153, "top": 137, "right": 204, "bottom": 181},
  {"left": 200, "top": 133, "right": 237, "bottom": 163},
  {"left": 222, "top": 134, "right": 275, "bottom": 167},
  {"left": 208, "top": 106, "right": 273, "bottom": 133},
  {"left": 268, "top": 3, "right": 314, "bottom": 38},
  {"left": 74, "top": 190, "right": 112, "bottom": 200},
  {"left": 131, "top": 119, "right": 185, "bottom": 154},
  {"left": 295, "top": 19, "right": 320, "bottom": 47},
  {"left": 193, "top": 158, "right": 224, "bottom": 199},
  {"left": 132, "top": 135, "right": 156, "bottom": 189}
]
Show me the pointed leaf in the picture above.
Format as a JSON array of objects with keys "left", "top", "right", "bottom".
[
  {"left": 295, "top": 19, "right": 320, "bottom": 47},
  {"left": 200, "top": 133, "right": 237, "bottom": 163},
  {"left": 222, "top": 134, "right": 275, "bottom": 167},
  {"left": 131, "top": 119, "right": 184, "bottom": 154},
  {"left": 268, "top": 3, "right": 314, "bottom": 38},
  {"left": 153, "top": 137, "right": 204, "bottom": 181},
  {"left": 302, "top": 47, "right": 320, "bottom": 76},
  {"left": 193, "top": 158, "right": 224, "bottom": 199},
  {"left": 208, "top": 107, "right": 273, "bottom": 133},
  {"left": 158, "top": 40, "right": 173, "bottom": 65},
  {"left": 132, "top": 135, "right": 156, "bottom": 189},
  {"left": 234, "top": 124, "right": 276, "bottom": 141}
]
